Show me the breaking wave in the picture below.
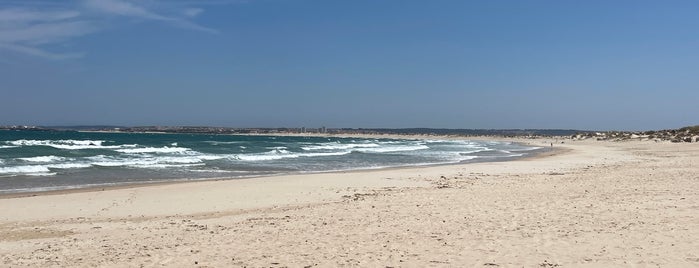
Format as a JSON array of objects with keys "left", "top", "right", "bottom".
[
  {"left": 0, "top": 132, "right": 542, "bottom": 193},
  {"left": 301, "top": 143, "right": 379, "bottom": 151},
  {"left": 18, "top": 155, "right": 67, "bottom": 163},
  {"left": 0, "top": 165, "right": 56, "bottom": 176},
  {"left": 5, "top": 139, "right": 135, "bottom": 150},
  {"left": 116, "top": 146, "right": 191, "bottom": 154},
  {"left": 0, "top": 163, "right": 90, "bottom": 177}
]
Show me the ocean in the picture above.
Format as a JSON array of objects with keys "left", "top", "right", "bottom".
[{"left": 0, "top": 130, "right": 541, "bottom": 194}]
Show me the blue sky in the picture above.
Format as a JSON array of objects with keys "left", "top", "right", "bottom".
[{"left": 1, "top": 0, "right": 698, "bottom": 131}]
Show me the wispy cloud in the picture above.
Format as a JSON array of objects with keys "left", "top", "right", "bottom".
[
  {"left": 0, "top": 42, "right": 84, "bottom": 60},
  {"left": 0, "top": 0, "right": 218, "bottom": 60},
  {"left": 84, "top": 0, "right": 162, "bottom": 19},
  {"left": 0, "top": 8, "right": 80, "bottom": 22},
  {"left": 0, "top": 7, "right": 93, "bottom": 59},
  {"left": 83, "top": 0, "right": 218, "bottom": 33},
  {"left": 183, "top": 8, "right": 204, "bottom": 18}
]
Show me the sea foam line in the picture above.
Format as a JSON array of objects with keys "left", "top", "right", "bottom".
[
  {"left": 0, "top": 165, "right": 56, "bottom": 176},
  {"left": 18, "top": 155, "right": 68, "bottom": 163},
  {"left": 301, "top": 143, "right": 379, "bottom": 151},
  {"left": 6, "top": 139, "right": 136, "bottom": 150},
  {"left": 116, "top": 146, "right": 190, "bottom": 154}
]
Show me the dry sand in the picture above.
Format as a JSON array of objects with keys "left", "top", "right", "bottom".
[{"left": 1, "top": 138, "right": 698, "bottom": 267}]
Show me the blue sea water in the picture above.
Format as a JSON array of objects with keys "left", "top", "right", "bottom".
[{"left": 0, "top": 130, "right": 541, "bottom": 194}]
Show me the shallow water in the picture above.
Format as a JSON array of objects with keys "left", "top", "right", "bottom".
[{"left": 0, "top": 130, "right": 540, "bottom": 193}]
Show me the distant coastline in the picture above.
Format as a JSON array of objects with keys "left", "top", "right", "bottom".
[
  {"left": 1, "top": 125, "right": 698, "bottom": 142},
  {"left": 0, "top": 125, "right": 584, "bottom": 137}
]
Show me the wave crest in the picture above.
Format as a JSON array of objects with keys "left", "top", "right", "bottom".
[
  {"left": 116, "top": 146, "right": 191, "bottom": 154},
  {"left": 18, "top": 155, "right": 67, "bottom": 163},
  {"left": 5, "top": 139, "right": 134, "bottom": 150}
]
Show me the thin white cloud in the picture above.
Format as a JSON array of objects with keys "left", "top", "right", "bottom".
[
  {"left": 0, "top": 8, "right": 80, "bottom": 22},
  {"left": 83, "top": 0, "right": 218, "bottom": 33},
  {"left": 84, "top": 0, "right": 167, "bottom": 20},
  {"left": 0, "top": 0, "right": 218, "bottom": 60},
  {"left": 183, "top": 8, "right": 203, "bottom": 18},
  {"left": 0, "top": 7, "right": 93, "bottom": 59},
  {"left": 0, "top": 20, "right": 96, "bottom": 45},
  {"left": 0, "top": 43, "right": 84, "bottom": 60}
]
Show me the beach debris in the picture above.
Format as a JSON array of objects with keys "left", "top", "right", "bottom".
[
  {"left": 183, "top": 221, "right": 208, "bottom": 231},
  {"left": 539, "top": 260, "right": 561, "bottom": 267},
  {"left": 435, "top": 183, "right": 451, "bottom": 189},
  {"left": 434, "top": 175, "right": 453, "bottom": 188},
  {"left": 342, "top": 192, "right": 378, "bottom": 201}
]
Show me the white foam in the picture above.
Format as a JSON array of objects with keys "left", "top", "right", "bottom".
[
  {"left": 0, "top": 161, "right": 93, "bottom": 176},
  {"left": 510, "top": 146, "right": 543, "bottom": 151},
  {"left": 0, "top": 165, "right": 52, "bottom": 176},
  {"left": 88, "top": 155, "right": 205, "bottom": 168},
  {"left": 116, "top": 146, "right": 190, "bottom": 154},
  {"left": 229, "top": 149, "right": 354, "bottom": 162},
  {"left": 47, "top": 163, "right": 92, "bottom": 169},
  {"left": 91, "top": 160, "right": 134, "bottom": 167},
  {"left": 133, "top": 163, "right": 206, "bottom": 169},
  {"left": 301, "top": 143, "right": 379, "bottom": 151},
  {"left": 302, "top": 151, "right": 352, "bottom": 157},
  {"left": 0, "top": 145, "right": 18, "bottom": 149},
  {"left": 18, "top": 155, "right": 67, "bottom": 163},
  {"left": 9, "top": 139, "right": 103, "bottom": 146},
  {"left": 355, "top": 144, "right": 430, "bottom": 153},
  {"left": 153, "top": 156, "right": 203, "bottom": 164},
  {"left": 232, "top": 153, "right": 297, "bottom": 161},
  {"left": 453, "top": 148, "right": 491, "bottom": 156},
  {"left": 204, "top": 141, "right": 241, "bottom": 145},
  {"left": 230, "top": 149, "right": 298, "bottom": 161},
  {"left": 196, "top": 154, "right": 227, "bottom": 160},
  {"left": 276, "top": 149, "right": 292, "bottom": 154},
  {"left": 86, "top": 155, "right": 143, "bottom": 167},
  {"left": 6, "top": 139, "right": 132, "bottom": 150}
]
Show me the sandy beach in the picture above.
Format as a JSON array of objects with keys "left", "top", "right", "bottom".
[{"left": 1, "top": 137, "right": 698, "bottom": 267}]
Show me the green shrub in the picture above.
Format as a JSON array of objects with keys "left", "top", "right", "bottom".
[{"left": 679, "top": 125, "right": 699, "bottom": 134}]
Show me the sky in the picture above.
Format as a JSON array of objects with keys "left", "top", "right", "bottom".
[{"left": 1, "top": 0, "right": 698, "bottom": 131}]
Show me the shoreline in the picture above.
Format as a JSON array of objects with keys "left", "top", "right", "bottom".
[
  {"left": 0, "top": 135, "right": 552, "bottom": 198},
  {"left": 0, "top": 143, "right": 557, "bottom": 200},
  {"left": 0, "top": 137, "right": 573, "bottom": 222},
  {"left": 3, "top": 138, "right": 696, "bottom": 266}
]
